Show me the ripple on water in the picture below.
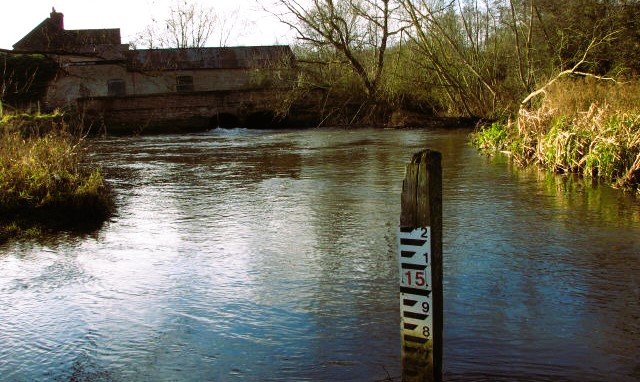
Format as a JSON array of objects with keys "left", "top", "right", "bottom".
[{"left": 1, "top": 129, "right": 640, "bottom": 381}]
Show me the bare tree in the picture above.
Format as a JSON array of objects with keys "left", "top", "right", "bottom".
[
  {"left": 271, "top": 0, "right": 405, "bottom": 100},
  {"left": 214, "top": 7, "right": 252, "bottom": 47},
  {"left": 399, "top": 0, "right": 626, "bottom": 116},
  {"left": 134, "top": 0, "right": 217, "bottom": 48},
  {"left": 164, "top": 0, "right": 216, "bottom": 48},
  {"left": 400, "top": 0, "right": 502, "bottom": 115}
]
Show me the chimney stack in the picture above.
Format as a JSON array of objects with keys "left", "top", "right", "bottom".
[{"left": 50, "top": 8, "right": 64, "bottom": 30}]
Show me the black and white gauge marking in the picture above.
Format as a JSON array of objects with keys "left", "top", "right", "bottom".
[{"left": 398, "top": 226, "right": 433, "bottom": 344}]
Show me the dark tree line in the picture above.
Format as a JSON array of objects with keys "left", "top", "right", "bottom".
[{"left": 271, "top": 0, "right": 640, "bottom": 120}]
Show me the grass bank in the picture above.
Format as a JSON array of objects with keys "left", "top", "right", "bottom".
[
  {"left": 472, "top": 79, "right": 640, "bottom": 195},
  {"left": 0, "top": 112, "right": 113, "bottom": 242}
]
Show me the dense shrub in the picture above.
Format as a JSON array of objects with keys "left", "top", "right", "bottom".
[{"left": 0, "top": 114, "right": 113, "bottom": 241}]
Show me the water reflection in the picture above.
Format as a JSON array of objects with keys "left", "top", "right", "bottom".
[
  {"left": 1, "top": 128, "right": 639, "bottom": 381},
  {"left": 444, "top": 147, "right": 640, "bottom": 381}
]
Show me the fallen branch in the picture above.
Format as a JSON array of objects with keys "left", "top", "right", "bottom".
[
  {"left": 521, "top": 71, "right": 618, "bottom": 106},
  {"left": 520, "top": 30, "right": 620, "bottom": 107}
]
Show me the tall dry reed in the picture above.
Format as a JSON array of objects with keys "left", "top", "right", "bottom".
[
  {"left": 0, "top": 114, "right": 112, "bottom": 240},
  {"left": 472, "top": 78, "right": 640, "bottom": 193}
]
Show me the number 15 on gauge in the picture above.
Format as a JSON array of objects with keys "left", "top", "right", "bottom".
[{"left": 398, "top": 226, "right": 433, "bottom": 343}]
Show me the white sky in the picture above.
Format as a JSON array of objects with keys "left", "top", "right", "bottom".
[{"left": 0, "top": 0, "right": 296, "bottom": 50}]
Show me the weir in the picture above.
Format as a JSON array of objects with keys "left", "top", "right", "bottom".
[{"left": 76, "top": 88, "right": 302, "bottom": 133}]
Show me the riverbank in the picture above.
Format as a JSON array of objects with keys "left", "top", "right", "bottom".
[
  {"left": 0, "top": 112, "right": 114, "bottom": 243},
  {"left": 472, "top": 79, "right": 640, "bottom": 195}
]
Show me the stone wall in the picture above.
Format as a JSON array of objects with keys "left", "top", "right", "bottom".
[
  {"left": 46, "top": 58, "right": 295, "bottom": 112},
  {"left": 78, "top": 88, "right": 295, "bottom": 132}
]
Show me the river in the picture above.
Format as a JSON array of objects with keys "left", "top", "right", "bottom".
[{"left": 1, "top": 128, "right": 639, "bottom": 381}]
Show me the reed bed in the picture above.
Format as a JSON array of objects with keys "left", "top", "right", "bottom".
[
  {"left": 0, "top": 113, "right": 113, "bottom": 241},
  {"left": 472, "top": 79, "right": 640, "bottom": 194}
]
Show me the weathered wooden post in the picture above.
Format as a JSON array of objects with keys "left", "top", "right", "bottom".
[{"left": 398, "top": 149, "right": 443, "bottom": 382}]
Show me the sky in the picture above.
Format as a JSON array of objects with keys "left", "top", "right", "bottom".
[{"left": 0, "top": 0, "right": 296, "bottom": 50}]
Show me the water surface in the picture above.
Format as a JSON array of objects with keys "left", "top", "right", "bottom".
[{"left": 1, "top": 128, "right": 639, "bottom": 381}]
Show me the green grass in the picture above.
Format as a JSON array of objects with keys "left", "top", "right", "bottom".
[{"left": 0, "top": 113, "right": 113, "bottom": 242}]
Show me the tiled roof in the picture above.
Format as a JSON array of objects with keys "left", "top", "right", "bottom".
[
  {"left": 13, "top": 11, "right": 121, "bottom": 53},
  {"left": 128, "top": 46, "right": 295, "bottom": 70},
  {"left": 12, "top": 10, "right": 296, "bottom": 70}
]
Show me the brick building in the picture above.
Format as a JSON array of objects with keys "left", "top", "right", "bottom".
[{"left": 13, "top": 9, "right": 299, "bottom": 131}]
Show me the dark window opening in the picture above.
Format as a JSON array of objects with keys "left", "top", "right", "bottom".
[
  {"left": 176, "top": 75, "right": 194, "bottom": 92},
  {"left": 107, "top": 79, "right": 126, "bottom": 96}
]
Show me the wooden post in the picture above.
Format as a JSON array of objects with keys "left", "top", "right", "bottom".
[{"left": 398, "top": 149, "right": 443, "bottom": 382}]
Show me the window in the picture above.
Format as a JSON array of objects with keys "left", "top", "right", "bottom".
[
  {"left": 107, "top": 79, "right": 126, "bottom": 96},
  {"left": 176, "top": 75, "right": 194, "bottom": 93}
]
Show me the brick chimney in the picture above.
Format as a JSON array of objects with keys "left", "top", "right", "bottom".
[{"left": 50, "top": 8, "right": 64, "bottom": 30}]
